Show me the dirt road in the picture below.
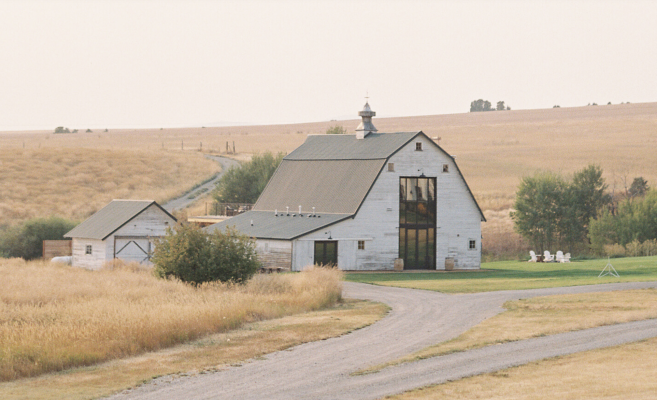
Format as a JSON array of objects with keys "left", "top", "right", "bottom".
[
  {"left": 108, "top": 281, "right": 657, "bottom": 399},
  {"left": 162, "top": 155, "right": 240, "bottom": 212}
]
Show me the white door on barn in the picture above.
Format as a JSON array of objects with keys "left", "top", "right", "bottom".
[{"left": 114, "top": 236, "right": 153, "bottom": 264}]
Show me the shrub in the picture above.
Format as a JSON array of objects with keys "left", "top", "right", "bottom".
[
  {"left": 213, "top": 151, "right": 284, "bottom": 204},
  {"left": 152, "top": 223, "right": 259, "bottom": 285},
  {"left": 0, "top": 216, "right": 77, "bottom": 260},
  {"left": 326, "top": 125, "right": 346, "bottom": 134}
]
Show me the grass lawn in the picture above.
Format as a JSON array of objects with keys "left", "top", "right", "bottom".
[{"left": 345, "top": 256, "right": 657, "bottom": 293}]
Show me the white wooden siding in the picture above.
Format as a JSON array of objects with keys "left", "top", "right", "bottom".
[
  {"left": 255, "top": 239, "right": 292, "bottom": 270},
  {"left": 71, "top": 238, "right": 108, "bottom": 270},
  {"left": 293, "top": 135, "right": 482, "bottom": 271},
  {"left": 106, "top": 204, "right": 176, "bottom": 267}
]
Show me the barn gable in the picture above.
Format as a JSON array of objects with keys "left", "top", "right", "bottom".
[{"left": 65, "top": 200, "right": 177, "bottom": 270}]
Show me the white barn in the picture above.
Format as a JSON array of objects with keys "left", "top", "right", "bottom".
[
  {"left": 208, "top": 103, "right": 485, "bottom": 271},
  {"left": 64, "top": 200, "right": 177, "bottom": 270}
]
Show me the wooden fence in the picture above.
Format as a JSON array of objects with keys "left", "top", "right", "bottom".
[{"left": 43, "top": 240, "right": 72, "bottom": 259}]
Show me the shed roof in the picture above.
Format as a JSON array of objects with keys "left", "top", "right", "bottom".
[
  {"left": 205, "top": 211, "right": 352, "bottom": 240},
  {"left": 253, "top": 159, "right": 386, "bottom": 214},
  {"left": 64, "top": 200, "right": 176, "bottom": 240}
]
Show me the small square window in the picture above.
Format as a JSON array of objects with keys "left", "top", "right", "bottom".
[
  {"left": 443, "top": 164, "right": 449, "bottom": 173},
  {"left": 415, "top": 142, "right": 423, "bottom": 151},
  {"left": 358, "top": 240, "right": 365, "bottom": 250},
  {"left": 469, "top": 240, "right": 476, "bottom": 250},
  {"left": 85, "top": 245, "right": 92, "bottom": 255},
  {"left": 388, "top": 163, "right": 395, "bottom": 172}
]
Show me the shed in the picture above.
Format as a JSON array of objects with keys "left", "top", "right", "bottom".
[
  {"left": 208, "top": 102, "right": 485, "bottom": 271},
  {"left": 64, "top": 200, "right": 177, "bottom": 270}
]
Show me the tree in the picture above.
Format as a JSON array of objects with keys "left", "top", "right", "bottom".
[
  {"left": 152, "top": 223, "right": 259, "bottom": 285},
  {"left": 589, "top": 189, "right": 657, "bottom": 252},
  {"left": 0, "top": 216, "right": 77, "bottom": 260},
  {"left": 511, "top": 165, "right": 610, "bottom": 253},
  {"left": 568, "top": 164, "right": 609, "bottom": 245},
  {"left": 86, "top": 128, "right": 92, "bottom": 133},
  {"left": 628, "top": 177, "right": 649, "bottom": 199},
  {"left": 213, "top": 151, "right": 285, "bottom": 203},
  {"left": 496, "top": 101, "right": 505, "bottom": 111},
  {"left": 326, "top": 125, "right": 346, "bottom": 134},
  {"left": 54, "top": 126, "right": 70, "bottom": 134},
  {"left": 510, "top": 171, "right": 567, "bottom": 253},
  {"left": 470, "top": 99, "right": 495, "bottom": 112}
]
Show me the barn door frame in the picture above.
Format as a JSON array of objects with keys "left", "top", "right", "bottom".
[{"left": 113, "top": 235, "right": 155, "bottom": 263}]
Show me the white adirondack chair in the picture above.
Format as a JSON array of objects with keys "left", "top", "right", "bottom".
[
  {"left": 563, "top": 253, "right": 571, "bottom": 263},
  {"left": 543, "top": 250, "right": 554, "bottom": 262},
  {"left": 556, "top": 251, "right": 564, "bottom": 263},
  {"left": 529, "top": 251, "right": 537, "bottom": 262}
]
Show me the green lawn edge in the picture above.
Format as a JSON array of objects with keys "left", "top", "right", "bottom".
[{"left": 344, "top": 256, "right": 657, "bottom": 293}]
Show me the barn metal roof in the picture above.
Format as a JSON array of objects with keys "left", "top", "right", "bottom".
[
  {"left": 284, "top": 132, "right": 421, "bottom": 160},
  {"left": 205, "top": 210, "right": 352, "bottom": 240},
  {"left": 64, "top": 200, "right": 176, "bottom": 240},
  {"left": 253, "top": 159, "right": 386, "bottom": 214}
]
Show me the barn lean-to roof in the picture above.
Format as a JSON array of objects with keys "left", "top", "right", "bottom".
[
  {"left": 206, "top": 211, "right": 352, "bottom": 240},
  {"left": 64, "top": 200, "right": 177, "bottom": 240}
]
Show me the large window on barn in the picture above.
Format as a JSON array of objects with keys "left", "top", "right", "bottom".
[
  {"left": 415, "top": 142, "right": 423, "bottom": 151},
  {"left": 358, "top": 240, "right": 365, "bottom": 250},
  {"left": 399, "top": 176, "right": 436, "bottom": 270},
  {"left": 469, "top": 240, "right": 476, "bottom": 250},
  {"left": 85, "top": 245, "right": 92, "bottom": 255}
]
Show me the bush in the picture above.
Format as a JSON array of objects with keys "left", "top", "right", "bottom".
[
  {"left": 0, "top": 216, "right": 77, "bottom": 260},
  {"left": 326, "top": 125, "right": 346, "bottom": 134},
  {"left": 213, "top": 151, "right": 285, "bottom": 204},
  {"left": 152, "top": 223, "right": 259, "bottom": 285}
]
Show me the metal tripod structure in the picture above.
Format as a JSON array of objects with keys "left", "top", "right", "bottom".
[{"left": 599, "top": 257, "right": 620, "bottom": 278}]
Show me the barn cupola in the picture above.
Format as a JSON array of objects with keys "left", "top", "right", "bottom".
[{"left": 355, "top": 101, "right": 377, "bottom": 139}]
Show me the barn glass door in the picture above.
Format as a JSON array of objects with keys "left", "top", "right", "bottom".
[
  {"left": 314, "top": 241, "right": 338, "bottom": 266},
  {"left": 399, "top": 177, "right": 436, "bottom": 269}
]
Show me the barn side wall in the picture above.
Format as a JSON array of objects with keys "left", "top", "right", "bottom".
[
  {"left": 71, "top": 238, "right": 108, "bottom": 270},
  {"left": 292, "top": 135, "right": 482, "bottom": 271},
  {"left": 255, "top": 239, "right": 292, "bottom": 270}
]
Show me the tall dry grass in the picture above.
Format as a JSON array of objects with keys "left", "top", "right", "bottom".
[
  {"left": 0, "top": 148, "right": 218, "bottom": 226},
  {"left": 0, "top": 258, "right": 342, "bottom": 381}
]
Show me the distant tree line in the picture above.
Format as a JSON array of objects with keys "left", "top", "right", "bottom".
[
  {"left": 54, "top": 127, "right": 94, "bottom": 134},
  {"left": 470, "top": 99, "right": 510, "bottom": 112}
]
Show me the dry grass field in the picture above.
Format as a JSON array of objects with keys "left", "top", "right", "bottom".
[
  {"left": 0, "top": 299, "right": 387, "bottom": 400},
  {"left": 0, "top": 258, "right": 343, "bottom": 382},
  {"left": 2, "top": 102, "right": 656, "bottom": 254},
  {"left": 0, "top": 147, "right": 218, "bottom": 226}
]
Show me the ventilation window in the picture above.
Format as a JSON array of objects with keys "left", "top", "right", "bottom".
[
  {"left": 85, "top": 245, "right": 92, "bottom": 255},
  {"left": 443, "top": 164, "right": 449, "bottom": 173},
  {"left": 388, "top": 163, "right": 395, "bottom": 172},
  {"left": 469, "top": 240, "right": 476, "bottom": 250},
  {"left": 415, "top": 142, "right": 423, "bottom": 151},
  {"left": 358, "top": 240, "right": 365, "bottom": 250}
]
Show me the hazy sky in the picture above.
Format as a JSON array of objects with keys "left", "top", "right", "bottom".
[{"left": 1, "top": 0, "right": 656, "bottom": 130}]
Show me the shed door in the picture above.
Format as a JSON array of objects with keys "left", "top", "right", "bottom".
[
  {"left": 114, "top": 236, "right": 153, "bottom": 264},
  {"left": 314, "top": 241, "right": 338, "bottom": 266}
]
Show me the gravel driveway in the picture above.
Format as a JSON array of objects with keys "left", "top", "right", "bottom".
[
  {"left": 108, "top": 281, "right": 657, "bottom": 399},
  {"left": 162, "top": 155, "right": 240, "bottom": 212}
]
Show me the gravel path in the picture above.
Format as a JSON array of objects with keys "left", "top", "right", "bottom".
[
  {"left": 108, "top": 281, "right": 657, "bottom": 400},
  {"left": 162, "top": 155, "right": 240, "bottom": 212}
]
